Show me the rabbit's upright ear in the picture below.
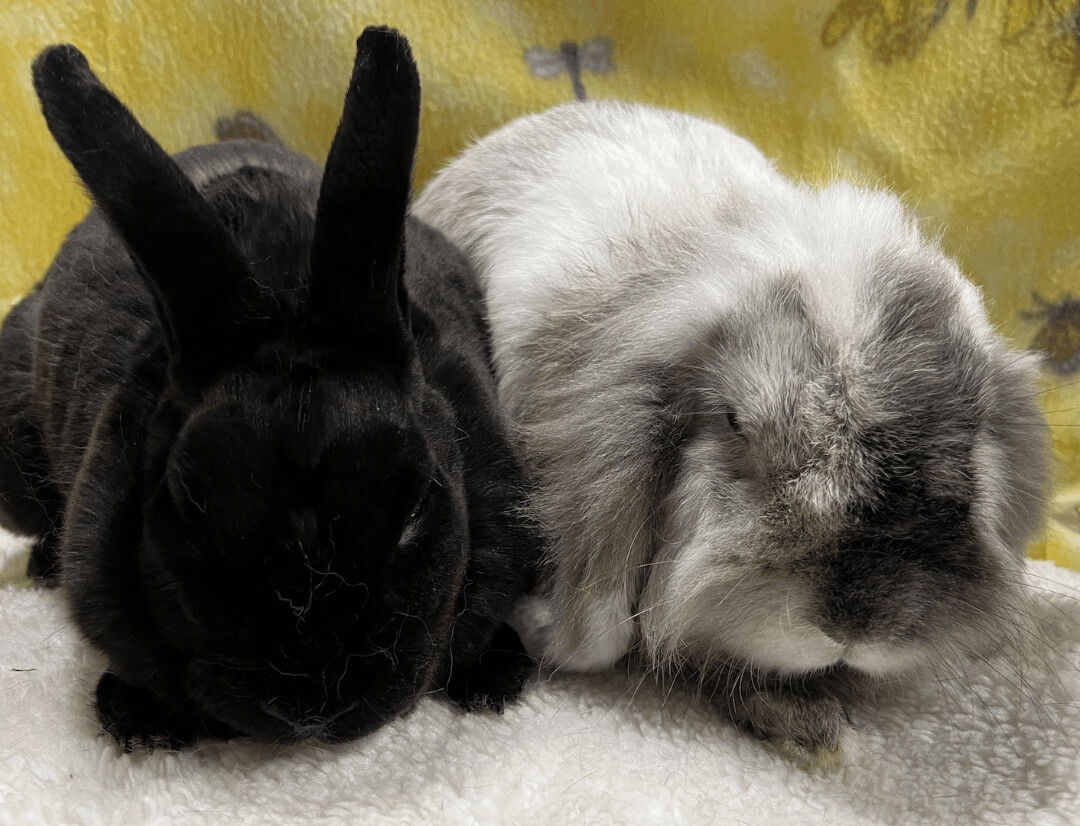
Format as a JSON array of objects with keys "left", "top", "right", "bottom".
[
  {"left": 32, "top": 45, "right": 252, "bottom": 379},
  {"left": 308, "top": 27, "right": 419, "bottom": 363}
]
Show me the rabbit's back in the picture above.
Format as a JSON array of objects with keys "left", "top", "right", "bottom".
[
  {"left": 413, "top": 101, "right": 787, "bottom": 415},
  {"left": 9, "top": 140, "right": 321, "bottom": 490}
]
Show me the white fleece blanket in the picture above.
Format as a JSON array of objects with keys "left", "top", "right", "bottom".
[{"left": 1, "top": 529, "right": 1077, "bottom": 826}]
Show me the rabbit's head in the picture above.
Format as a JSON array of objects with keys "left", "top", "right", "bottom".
[{"left": 638, "top": 184, "right": 1049, "bottom": 681}]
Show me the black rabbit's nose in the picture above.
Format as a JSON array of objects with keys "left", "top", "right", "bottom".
[{"left": 261, "top": 699, "right": 361, "bottom": 741}]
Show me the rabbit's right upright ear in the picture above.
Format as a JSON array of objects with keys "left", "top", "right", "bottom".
[
  {"left": 32, "top": 45, "right": 254, "bottom": 379},
  {"left": 307, "top": 27, "right": 420, "bottom": 364}
]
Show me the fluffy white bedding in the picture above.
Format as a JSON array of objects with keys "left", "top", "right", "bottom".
[{"left": 1, "top": 529, "right": 1077, "bottom": 826}]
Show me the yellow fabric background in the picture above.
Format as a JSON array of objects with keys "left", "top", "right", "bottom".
[{"left": 0, "top": 0, "right": 1076, "bottom": 569}]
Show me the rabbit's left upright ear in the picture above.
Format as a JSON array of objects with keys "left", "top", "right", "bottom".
[
  {"left": 308, "top": 27, "right": 420, "bottom": 360},
  {"left": 31, "top": 44, "right": 255, "bottom": 379}
]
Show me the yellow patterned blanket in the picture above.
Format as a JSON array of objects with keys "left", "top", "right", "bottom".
[{"left": 0, "top": 0, "right": 1075, "bottom": 569}]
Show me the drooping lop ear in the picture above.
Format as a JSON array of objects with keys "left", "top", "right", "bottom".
[
  {"left": 307, "top": 27, "right": 419, "bottom": 359},
  {"left": 32, "top": 44, "right": 252, "bottom": 378}
]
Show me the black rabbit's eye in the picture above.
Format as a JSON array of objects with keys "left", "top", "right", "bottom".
[
  {"left": 398, "top": 482, "right": 433, "bottom": 547},
  {"left": 406, "top": 499, "right": 423, "bottom": 523},
  {"left": 724, "top": 406, "right": 743, "bottom": 436}
]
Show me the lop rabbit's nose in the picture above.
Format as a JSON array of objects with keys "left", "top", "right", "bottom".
[{"left": 818, "top": 628, "right": 848, "bottom": 647}]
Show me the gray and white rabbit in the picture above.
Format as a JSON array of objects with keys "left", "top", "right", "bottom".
[{"left": 413, "top": 101, "right": 1050, "bottom": 750}]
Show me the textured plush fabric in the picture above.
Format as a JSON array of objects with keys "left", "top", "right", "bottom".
[{"left": 0, "top": 530, "right": 1078, "bottom": 825}]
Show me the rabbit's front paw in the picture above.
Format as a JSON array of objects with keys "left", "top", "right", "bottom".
[
  {"left": 708, "top": 669, "right": 859, "bottom": 764},
  {"left": 95, "top": 672, "right": 216, "bottom": 752},
  {"left": 728, "top": 686, "right": 849, "bottom": 754},
  {"left": 445, "top": 624, "right": 536, "bottom": 713},
  {"left": 545, "top": 592, "right": 635, "bottom": 672}
]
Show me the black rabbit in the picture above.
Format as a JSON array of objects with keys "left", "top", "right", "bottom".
[{"left": 0, "top": 27, "right": 538, "bottom": 750}]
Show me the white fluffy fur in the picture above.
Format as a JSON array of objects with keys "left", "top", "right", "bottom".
[
  {"left": 1, "top": 531, "right": 1078, "bottom": 825},
  {"left": 418, "top": 103, "right": 790, "bottom": 415}
]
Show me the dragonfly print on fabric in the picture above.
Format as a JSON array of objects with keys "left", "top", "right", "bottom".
[
  {"left": 822, "top": 0, "right": 965, "bottom": 61},
  {"left": 524, "top": 37, "right": 615, "bottom": 101},
  {"left": 1024, "top": 293, "right": 1080, "bottom": 374},
  {"left": 822, "top": 0, "right": 1080, "bottom": 104}
]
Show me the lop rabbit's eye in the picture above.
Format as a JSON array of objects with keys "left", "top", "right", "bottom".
[{"left": 725, "top": 406, "right": 744, "bottom": 437}]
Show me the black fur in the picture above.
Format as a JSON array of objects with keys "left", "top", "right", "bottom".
[{"left": 0, "top": 28, "right": 538, "bottom": 749}]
